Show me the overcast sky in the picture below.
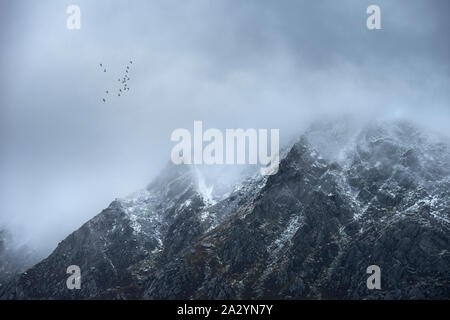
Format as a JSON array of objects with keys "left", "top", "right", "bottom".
[{"left": 0, "top": 0, "right": 449, "bottom": 254}]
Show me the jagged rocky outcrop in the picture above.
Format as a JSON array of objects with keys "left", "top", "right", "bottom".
[{"left": 1, "top": 120, "right": 449, "bottom": 299}]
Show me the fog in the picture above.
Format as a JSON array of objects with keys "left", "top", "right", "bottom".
[{"left": 0, "top": 0, "right": 448, "bottom": 255}]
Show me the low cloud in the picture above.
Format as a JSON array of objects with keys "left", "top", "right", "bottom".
[{"left": 0, "top": 0, "right": 448, "bottom": 255}]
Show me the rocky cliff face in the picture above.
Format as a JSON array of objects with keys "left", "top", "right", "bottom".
[{"left": 1, "top": 120, "right": 449, "bottom": 299}]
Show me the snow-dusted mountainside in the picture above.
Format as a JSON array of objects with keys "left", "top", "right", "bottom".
[
  {"left": 0, "top": 163, "right": 260, "bottom": 299},
  {"left": 1, "top": 119, "right": 449, "bottom": 299}
]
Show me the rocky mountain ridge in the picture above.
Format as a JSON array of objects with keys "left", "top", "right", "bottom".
[{"left": 1, "top": 119, "right": 449, "bottom": 299}]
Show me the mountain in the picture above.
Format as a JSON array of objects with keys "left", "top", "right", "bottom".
[{"left": 1, "top": 119, "right": 449, "bottom": 299}]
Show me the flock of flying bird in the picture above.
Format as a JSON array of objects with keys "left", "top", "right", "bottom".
[{"left": 100, "top": 60, "right": 133, "bottom": 103}]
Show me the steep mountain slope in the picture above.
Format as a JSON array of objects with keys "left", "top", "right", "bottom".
[
  {"left": 138, "top": 120, "right": 450, "bottom": 299},
  {"left": 1, "top": 120, "right": 449, "bottom": 299},
  {"left": 0, "top": 164, "right": 228, "bottom": 299}
]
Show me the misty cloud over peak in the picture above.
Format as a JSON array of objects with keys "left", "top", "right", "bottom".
[{"left": 0, "top": 0, "right": 448, "bottom": 254}]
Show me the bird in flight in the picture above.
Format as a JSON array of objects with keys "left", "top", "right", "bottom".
[{"left": 99, "top": 59, "right": 134, "bottom": 102}]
